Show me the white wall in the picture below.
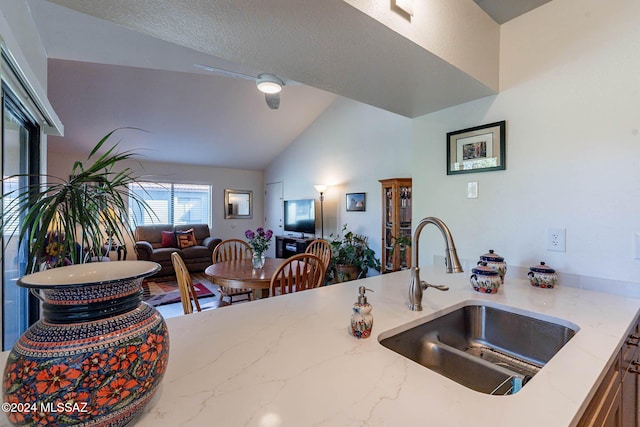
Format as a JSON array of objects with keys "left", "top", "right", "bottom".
[
  {"left": 413, "top": 0, "right": 640, "bottom": 283},
  {"left": 264, "top": 97, "right": 412, "bottom": 272},
  {"left": 47, "top": 150, "right": 264, "bottom": 258},
  {"left": 0, "top": 0, "right": 48, "bottom": 88},
  {"left": 344, "top": 0, "right": 499, "bottom": 90}
]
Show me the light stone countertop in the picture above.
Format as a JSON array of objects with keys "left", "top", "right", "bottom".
[{"left": 1, "top": 266, "right": 639, "bottom": 427}]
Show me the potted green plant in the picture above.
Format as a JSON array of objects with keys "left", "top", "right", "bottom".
[
  {"left": 390, "top": 234, "right": 412, "bottom": 270},
  {"left": 0, "top": 129, "right": 153, "bottom": 273},
  {"left": 328, "top": 224, "right": 381, "bottom": 282}
]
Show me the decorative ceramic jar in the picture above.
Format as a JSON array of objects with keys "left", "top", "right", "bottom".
[
  {"left": 252, "top": 251, "right": 266, "bottom": 269},
  {"left": 470, "top": 262, "right": 501, "bottom": 294},
  {"left": 2, "top": 261, "right": 168, "bottom": 427},
  {"left": 479, "top": 249, "right": 507, "bottom": 284},
  {"left": 528, "top": 261, "right": 558, "bottom": 289}
]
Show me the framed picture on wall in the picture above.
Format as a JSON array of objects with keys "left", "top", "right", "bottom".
[
  {"left": 346, "top": 193, "right": 366, "bottom": 212},
  {"left": 224, "top": 189, "right": 253, "bottom": 219},
  {"left": 447, "top": 120, "right": 506, "bottom": 175}
]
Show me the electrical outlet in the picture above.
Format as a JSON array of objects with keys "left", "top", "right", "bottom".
[{"left": 547, "top": 228, "right": 566, "bottom": 252}]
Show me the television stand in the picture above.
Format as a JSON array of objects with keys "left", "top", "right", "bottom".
[{"left": 276, "top": 235, "right": 315, "bottom": 258}]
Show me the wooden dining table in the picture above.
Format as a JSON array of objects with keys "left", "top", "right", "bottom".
[{"left": 204, "top": 258, "right": 286, "bottom": 298}]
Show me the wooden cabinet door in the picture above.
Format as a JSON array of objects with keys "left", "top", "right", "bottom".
[
  {"left": 578, "top": 356, "right": 621, "bottom": 427},
  {"left": 621, "top": 368, "right": 638, "bottom": 427},
  {"left": 579, "top": 316, "right": 640, "bottom": 427},
  {"left": 622, "top": 322, "right": 640, "bottom": 427},
  {"left": 601, "top": 386, "right": 622, "bottom": 427}
]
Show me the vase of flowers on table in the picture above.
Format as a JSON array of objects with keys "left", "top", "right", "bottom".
[{"left": 245, "top": 227, "right": 273, "bottom": 269}]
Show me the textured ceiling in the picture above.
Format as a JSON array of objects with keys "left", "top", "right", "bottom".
[
  {"left": 28, "top": 0, "right": 552, "bottom": 169},
  {"left": 28, "top": 0, "right": 338, "bottom": 169},
  {"left": 46, "top": 59, "right": 338, "bottom": 169},
  {"left": 42, "top": 0, "right": 499, "bottom": 118}
]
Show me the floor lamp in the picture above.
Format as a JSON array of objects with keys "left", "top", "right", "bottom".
[{"left": 314, "top": 185, "right": 327, "bottom": 239}]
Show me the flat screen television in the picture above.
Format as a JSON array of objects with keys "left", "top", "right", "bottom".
[{"left": 283, "top": 199, "right": 316, "bottom": 235}]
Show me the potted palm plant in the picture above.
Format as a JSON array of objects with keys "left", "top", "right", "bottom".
[
  {"left": 328, "top": 224, "right": 381, "bottom": 282},
  {"left": 0, "top": 129, "right": 153, "bottom": 273},
  {"left": 0, "top": 131, "right": 172, "bottom": 427}
]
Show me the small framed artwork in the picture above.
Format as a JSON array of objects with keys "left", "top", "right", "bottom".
[
  {"left": 346, "top": 193, "right": 366, "bottom": 212},
  {"left": 447, "top": 120, "right": 506, "bottom": 175}
]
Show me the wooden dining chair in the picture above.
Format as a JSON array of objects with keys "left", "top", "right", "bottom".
[
  {"left": 270, "top": 253, "right": 325, "bottom": 297},
  {"left": 305, "top": 239, "right": 331, "bottom": 272},
  {"left": 211, "top": 239, "right": 254, "bottom": 304},
  {"left": 171, "top": 252, "right": 228, "bottom": 314}
]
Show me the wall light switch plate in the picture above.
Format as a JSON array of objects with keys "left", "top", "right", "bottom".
[
  {"left": 467, "top": 181, "right": 478, "bottom": 199},
  {"left": 547, "top": 228, "right": 566, "bottom": 252},
  {"left": 396, "top": 0, "right": 414, "bottom": 16}
]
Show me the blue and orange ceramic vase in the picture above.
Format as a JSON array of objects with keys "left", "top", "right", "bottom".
[{"left": 2, "top": 261, "right": 168, "bottom": 426}]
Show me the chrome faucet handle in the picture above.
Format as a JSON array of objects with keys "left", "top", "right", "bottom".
[
  {"left": 408, "top": 217, "right": 461, "bottom": 311},
  {"left": 420, "top": 281, "right": 449, "bottom": 291}
]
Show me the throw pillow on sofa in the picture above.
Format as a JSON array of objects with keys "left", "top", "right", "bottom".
[
  {"left": 175, "top": 228, "right": 197, "bottom": 249},
  {"left": 161, "top": 231, "right": 177, "bottom": 247}
]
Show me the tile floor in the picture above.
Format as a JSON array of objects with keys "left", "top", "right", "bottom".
[{"left": 155, "top": 296, "right": 223, "bottom": 319}]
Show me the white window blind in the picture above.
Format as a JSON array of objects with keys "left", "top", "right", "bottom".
[
  {"left": 2, "top": 176, "right": 20, "bottom": 235},
  {"left": 129, "top": 182, "right": 212, "bottom": 226}
]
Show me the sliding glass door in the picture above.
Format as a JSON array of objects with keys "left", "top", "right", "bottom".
[{"left": 2, "top": 85, "right": 40, "bottom": 350}]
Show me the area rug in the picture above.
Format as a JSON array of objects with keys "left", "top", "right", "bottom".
[{"left": 142, "top": 273, "right": 221, "bottom": 307}]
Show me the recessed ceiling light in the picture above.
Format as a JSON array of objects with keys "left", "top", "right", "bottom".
[{"left": 256, "top": 74, "right": 283, "bottom": 94}]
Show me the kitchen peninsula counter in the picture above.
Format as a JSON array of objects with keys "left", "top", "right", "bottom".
[{"left": 1, "top": 267, "right": 639, "bottom": 426}]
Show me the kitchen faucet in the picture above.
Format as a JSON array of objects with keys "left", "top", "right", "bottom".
[{"left": 408, "top": 217, "right": 463, "bottom": 311}]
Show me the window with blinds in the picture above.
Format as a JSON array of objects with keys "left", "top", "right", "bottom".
[{"left": 129, "top": 182, "right": 212, "bottom": 226}]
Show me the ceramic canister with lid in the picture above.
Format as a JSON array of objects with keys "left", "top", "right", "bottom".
[
  {"left": 470, "top": 262, "right": 501, "bottom": 294},
  {"left": 528, "top": 261, "right": 558, "bottom": 289},
  {"left": 479, "top": 249, "right": 507, "bottom": 284}
]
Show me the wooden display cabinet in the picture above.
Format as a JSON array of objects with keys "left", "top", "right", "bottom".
[{"left": 379, "top": 178, "right": 412, "bottom": 273}]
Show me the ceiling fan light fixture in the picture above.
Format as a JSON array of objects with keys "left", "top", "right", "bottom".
[{"left": 256, "top": 74, "right": 283, "bottom": 94}]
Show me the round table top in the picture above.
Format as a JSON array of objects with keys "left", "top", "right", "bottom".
[{"left": 204, "top": 258, "right": 285, "bottom": 290}]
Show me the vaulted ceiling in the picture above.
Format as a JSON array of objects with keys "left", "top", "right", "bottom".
[{"left": 28, "top": 0, "right": 553, "bottom": 169}]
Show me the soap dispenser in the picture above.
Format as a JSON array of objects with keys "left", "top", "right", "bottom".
[{"left": 350, "top": 286, "right": 373, "bottom": 339}]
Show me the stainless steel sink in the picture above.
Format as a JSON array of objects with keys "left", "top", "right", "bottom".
[{"left": 379, "top": 302, "right": 579, "bottom": 395}]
